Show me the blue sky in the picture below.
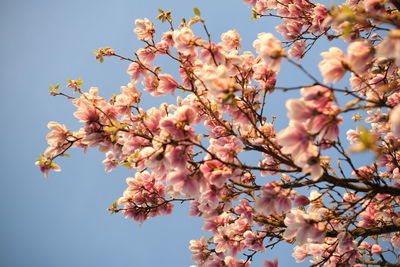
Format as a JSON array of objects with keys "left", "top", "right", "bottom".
[{"left": 0, "top": 0, "right": 351, "bottom": 266}]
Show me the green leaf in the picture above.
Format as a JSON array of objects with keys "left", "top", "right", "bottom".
[
  {"left": 103, "top": 126, "right": 118, "bottom": 132},
  {"left": 158, "top": 8, "right": 163, "bottom": 13},
  {"left": 193, "top": 7, "right": 201, "bottom": 16},
  {"left": 342, "top": 23, "right": 353, "bottom": 38},
  {"left": 359, "top": 126, "right": 374, "bottom": 148},
  {"left": 350, "top": 126, "right": 376, "bottom": 153}
]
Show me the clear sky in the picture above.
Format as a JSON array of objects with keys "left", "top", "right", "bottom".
[{"left": 0, "top": 0, "right": 348, "bottom": 266}]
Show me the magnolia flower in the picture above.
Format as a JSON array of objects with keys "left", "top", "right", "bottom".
[
  {"left": 319, "top": 47, "right": 347, "bottom": 83},
  {"left": 390, "top": 105, "right": 400, "bottom": 137},
  {"left": 35, "top": 158, "right": 61, "bottom": 178},
  {"left": 277, "top": 121, "right": 312, "bottom": 159},
  {"left": 371, "top": 244, "right": 383, "bottom": 254},
  {"left": 127, "top": 62, "right": 148, "bottom": 83},
  {"left": 283, "top": 209, "right": 325, "bottom": 245},
  {"left": 254, "top": 183, "right": 291, "bottom": 216},
  {"left": 220, "top": 29, "right": 242, "bottom": 51},
  {"left": 46, "top": 121, "right": 69, "bottom": 147},
  {"left": 347, "top": 41, "right": 373, "bottom": 74},
  {"left": 376, "top": 29, "right": 400, "bottom": 67},
  {"left": 136, "top": 47, "right": 155, "bottom": 64},
  {"left": 292, "top": 245, "right": 308, "bottom": 262},
  {"left": 285, "top": 99, "right": 312, "bottom": 122},
  {"left": 172, "top": 27, "right": 197, "bottom": 55},
  {"left": 134, "top": 18, "right": 154, "bottom": 41},
  {"left": 263, "top": 258, "right": 278, "bottom": 267},
  {"left": 253, "top": 32, "right": 284, "bottom": 70},
  {"left": 288, "top": 40, "right": 306, "bottom": 59},
  {"left": 158, "top": 74, "right": 179, "bottom": 95}
]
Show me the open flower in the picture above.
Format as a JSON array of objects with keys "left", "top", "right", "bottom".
[
  {"left": 283, "top": 209, "right": 325, "bottom": 245},
  {"left": 319, "top": 47, "right": 346, "bottom": 83},
  {"left": 253, "top": 32, "right": 284, "bottom": 71}
]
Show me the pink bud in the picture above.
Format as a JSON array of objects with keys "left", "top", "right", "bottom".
[
  {"left": 371, "top": 244, "right": 383, "bottom": 254},
  {"left": 294, "top": 195, "right": 310, "bottom": 207}
]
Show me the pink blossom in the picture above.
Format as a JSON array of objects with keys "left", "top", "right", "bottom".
[
  {"left": 200, "top": 160, "right": 233, "bottom": 188},
  {"left": 214, "top": 225, "right": 242, "bottom": 256},
  {"left": 364, "top": 0, "right": 385, "bottom": 15},
  {"left": 233, "top": 199, "right": 253, "bottom": 219},
  {"left": 275, "top": 21, "right": 302, "bottom": 40},
  {"left": 127, "top": 62, "right": 148, "bottom": 83},
  {"left": 292, "top": 245, "right": 308, "bottom": 262},
  {"left": 252, "top": 62, "right": 276, "bottom": 83},
  {"left": 142, "top": 75, "right": 160, "bottom": 96},
  {"left": 35, "top": 158, "right": 61, "bottom": 178},
  {"left": 371, "top": 244, "right": 383, "bottom": 254},
  {"left": 294, "top": 149, "right": 325, "bottom": 181},
  {"left": 311, "top": 4, "right": 328, "bottom": 33},
  {"left": 347, "top": 41, "right": 373, "bottom": 74},
  {"left": 358, "top": 205, "right": 376, "bottom": 228},
  {"left": 243, "top": 230, "right": 266, "bottom": 252},
  {"left": 134, "top": 18, "right": 154, "bottom": 41},
  {"left": 391, "top": 234, "right": 400, "bottom": 248},
  {"left": 73, "top": 99, "right": 99, "bottom": 123},
  {"left": 164, "top": 145, "right": 188, "bottom": 170},
  {"left": 277, "top": 121, "right": 312, "bottom": 159},
  {"left": 386, "top": 92, "right": 400, "bottom": 107},
  {"left": 285, "top": 99, "right": 313, "bottom": 122},
  {"left": 288, "top": 40, "right": 306, "bottom": 59},
  {"left": 243, "top": 0, "right": 257, "bottom": 6},
  {"left": 46, "top": 121, "right": 69, "bottom": 147},
  {"left": 300, "top": 85, "right": 331, "bottom": 109},
  {"left": 220, "top": 29, "right": 242, "bottom": 51},
  {"left": 283, "top": 209, "right": 325, "bottom": 245},
  {"left": 294, "top": 195, "right": 310, "bottom": 207},
  {"left": 253, "top": 32, "right": 284, "bottom": 70},
  {"left": 390, "top": 105, "right": 400, "bottom": 137},
  {"left": 167, "top": 168, "right": 203, "bottom": 197},
  {"left": 263, "top": 258, "right": 278, "bottom": 267},
  {"left": 172, "top": 27, "right": 198, "bottom": 55},
  {"left": 254, "top": 0, "right": 271, "bottom": 13},
  {"left": 254, "top": 182, "right": 291, "bottom": 216},
  {"left": 114, "top": 83, "right": 140, "bottom": 113},
  {"left": 196, "top": 64, "right": 236, "bottom": 102},
  {"left": 137, "top": 47, "right": 155, "bottom": 64},
  {"left": 359, "top": 241, "right": 372, "bottom": 250},
  {"left": 203, "top": 212, "right": 232, "bottom": 234},
  {"left": 139, "top": 146, "right": 170, "bottom": 177},
  {"left": 308, "top": 114, "right": 341, "bottom": 141},
  {"left": 346, "top": 129, "right": 359, "bottom": 144},
  {"left": 224, "top": 256, "right": 249, "bottom": 267},
  {"left": 319, "top": 47, "right": 347, "bottom": 83},
  {"left": 160, "top": 117, "right": 185, "bottom": 140},
  {"left": 377, "top": 29, "right": 400, "bottom": 67},
  {"left": 158, "top": 74, "right": 178, "bottom": 95},
  {"left": 175, "top": 105, "right": 200, "bottom": 125},
  {"left": 102, "top": 151, "right": 117, "bottom": 172},
  {"left": 352, "top": 165, "right": 374, "bottom": 180},
  {"left": 200, "top": 43, "right": 226, "bottom": 65},
  {"left": 208, "top": 135, "right": 244, "bottom": 162}
]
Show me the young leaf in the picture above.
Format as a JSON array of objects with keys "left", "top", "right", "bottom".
[{"left": 193, "top": 7, "right": 201, "bottom": 16}]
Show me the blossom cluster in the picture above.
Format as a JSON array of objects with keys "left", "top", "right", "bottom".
[{"left": 37, "top": 2, "right": 400, "bottom": 266}]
